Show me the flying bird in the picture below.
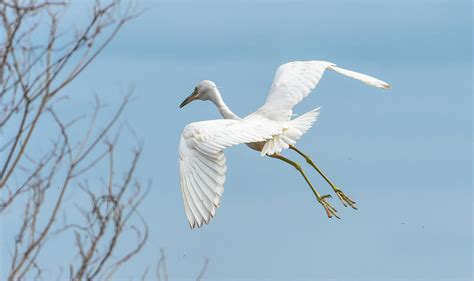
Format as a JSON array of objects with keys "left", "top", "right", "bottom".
[{"left": 178, "top": 61, "right": 390, "bottom": 228}]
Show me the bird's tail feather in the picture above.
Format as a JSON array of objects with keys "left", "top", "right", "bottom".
[{"left": 260, "top": 108, "right": 320, "bottom": 156}]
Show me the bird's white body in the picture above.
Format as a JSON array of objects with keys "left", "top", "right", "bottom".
[{"left": 179, "top": 61, "right": 390, "bottom": 228}]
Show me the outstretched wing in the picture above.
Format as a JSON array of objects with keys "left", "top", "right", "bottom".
[
  {"left": 256, "top": 61, "right": 390, "bottom": 121},
  {"left": 179, "top": 116, "right": 281, "bottom": 228}
]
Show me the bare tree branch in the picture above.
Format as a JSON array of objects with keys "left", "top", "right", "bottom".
[
  {"left": 0, "top": 1, "right": 150, "bottom": 280},
  {"left": 196, "top": 257, "right": 210, "bottom": 281}
]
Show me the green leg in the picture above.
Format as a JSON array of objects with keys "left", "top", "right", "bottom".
[
  {"left": 289, "top": 145, "right": 357, "bottom": 210},
  {"left": 270, "top": 154, "right": 340, "bottom": 219}
]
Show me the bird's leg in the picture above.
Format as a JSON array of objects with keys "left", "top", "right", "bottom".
[
  {"left": 269, "top": 153, "right": 339, "bottom": 219},
  {"left": 289, "top": 145, "right": 357, "bottom": 209}
]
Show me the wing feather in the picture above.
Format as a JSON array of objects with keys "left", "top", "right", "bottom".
[
  {"left": 179, "top": 117, "right": 281, "bottom": 228},
  {"left": 257, "top": 60, "right": 390, "bottom": 121}
]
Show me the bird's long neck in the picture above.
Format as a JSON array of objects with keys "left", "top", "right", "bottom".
[{"left": 212, "top": 90, "right": 241, "bottom": 120}]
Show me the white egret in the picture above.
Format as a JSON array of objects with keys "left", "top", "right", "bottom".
[{"left": 179, "top": 60, "right": 390, "bottom": 228}]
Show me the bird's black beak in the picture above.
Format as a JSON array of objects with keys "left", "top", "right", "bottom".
[{"left": 179, "top": 88, "right": 198, "bottom": 108}]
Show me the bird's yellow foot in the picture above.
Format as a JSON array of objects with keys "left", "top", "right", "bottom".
[
  {"left": 318, "top": 194, "right": 340, "bottom": 219},
  {"left": 334, "top": 188, "right": 357, "bottom": 210}
]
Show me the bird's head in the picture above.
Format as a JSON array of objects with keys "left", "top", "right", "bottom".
[{"left": 179, "top": 80, "right": 219, "bottom": 108}]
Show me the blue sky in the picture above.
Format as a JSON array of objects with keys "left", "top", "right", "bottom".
[{"left": 1, "top": 0, "right": 472, "bottom": 280}]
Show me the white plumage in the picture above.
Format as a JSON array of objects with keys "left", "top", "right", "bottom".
[{"left": 179, "top": 60, "right": 390, "bottom": 228}]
